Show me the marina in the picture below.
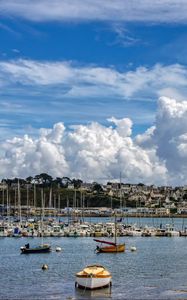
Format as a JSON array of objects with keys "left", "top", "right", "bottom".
[{"left": 0, "top": 215, "right": 186, "bottom": 238}]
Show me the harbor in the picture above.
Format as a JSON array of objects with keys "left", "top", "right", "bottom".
[
  {"left": 0, "top": 180, "right": 186, "bottom": 298},
  {"left": 0, "top": 214, "right": 187, "bottom": 238},
  {"left": 0, "top": 198, "right": 187, "bottom": 299},
  {"left": 0, "top": 229, "right": 187, "bottom": 299},
  {"left": 0, "top": 212, "right": 186, "bottom": 298},
  {"left": 0, "top": 178, "right": 187, "bottom": 239}
]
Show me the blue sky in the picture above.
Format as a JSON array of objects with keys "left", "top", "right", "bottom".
[
  {"left": 1, "top": 0, "right": 187, "bottom": 184},
  {"left": 1, "top": 1, "right": 187, "bottom": 138}
]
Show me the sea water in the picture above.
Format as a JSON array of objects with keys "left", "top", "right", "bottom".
[{"left": 0, "top": 219, "right": 186, "bottom": 299}]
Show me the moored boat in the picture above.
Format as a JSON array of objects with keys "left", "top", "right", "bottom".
[
  {"left": 20, "top": 188, "right": 51, "bottom": 254},
  {"left": 179, "top": 230, "right": 187, "bottom": 237},
  {"left": 20, "top": 243, "right": 51, "bottom": 254},
  {"left": 0, "top": 225, "right": 8, "bottom": 237},
  {"left": 94, "top": 239, "right": 125, "bottom": 253},
  {"left": 13, "top": 226, "right": 22, "bottom": 237},
  {"left": 75, "top": 264, "right": 112, "bottom": 289},
  {"left": 94, "top": 214, "right": 125, "bottom": 253}
]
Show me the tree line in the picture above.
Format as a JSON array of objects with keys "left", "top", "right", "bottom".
[{"left": 1, "top": 173, "right": 83, "bottom": 189}]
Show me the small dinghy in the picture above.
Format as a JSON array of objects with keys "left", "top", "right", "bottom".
[{"left": 75, "top": 264, "right": 112, "bottom": 290}]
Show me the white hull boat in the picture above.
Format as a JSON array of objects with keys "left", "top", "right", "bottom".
[
  {"left": 75, "top": 265, "right": 112, "bottom": 290},
  {"left": 0, "top": 225, "right": 8, "bottom": 237}
]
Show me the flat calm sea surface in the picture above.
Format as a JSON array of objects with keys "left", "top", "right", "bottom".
[{"left": 0, "top": 218, "right": 187, "bottom": 300}]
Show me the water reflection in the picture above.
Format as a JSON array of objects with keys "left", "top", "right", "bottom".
[{"left": 75, "top": 286, "right": 112, "bottom": 299}]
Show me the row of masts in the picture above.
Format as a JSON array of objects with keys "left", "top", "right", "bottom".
[
  {"left": 1, "top": 182, "right": 86, "bottom": 213},
  {"left": 0, "top": 182, "right": 90, "bottom": 232}
]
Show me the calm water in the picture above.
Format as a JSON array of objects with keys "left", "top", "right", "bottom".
[{"left": 0, "top": 219, "right": 187, "bottom": 300}]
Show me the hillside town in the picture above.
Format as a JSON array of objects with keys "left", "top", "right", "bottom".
[{"left": 0, "top": 174, "right": 187, "bottom": 217}]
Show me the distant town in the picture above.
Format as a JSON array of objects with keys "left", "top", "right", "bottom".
[{"left": 0, "top": 173, "right": 187, "bottom": 217}]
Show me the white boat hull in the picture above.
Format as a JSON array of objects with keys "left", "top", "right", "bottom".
[
  {"left": 0, "top": 232, "right": 7, "bottom": 237},
  {"left": 76, "top": 276, "right": 111, "bottom": 290},
  {"left": 166, "top": 231, "right": 180, "bottom": 237}
]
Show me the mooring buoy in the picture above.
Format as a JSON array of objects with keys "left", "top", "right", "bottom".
[
  {"left": 56, "top": 247, "right": 62, "bottom": 252},
  {"left": 130, "top": 246, "right": 137, "bottom": 252},
  {"left": 42, "top": 264, "right": 48, "bottom": 270}
]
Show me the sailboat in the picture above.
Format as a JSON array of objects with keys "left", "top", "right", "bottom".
[
  {"left": 20, "top": 188, "right": 51, "bottom": 254},
  {"left": 94, "top": 215, "right": 125, "bottom": 253},
  {"left": 13, "top": 179, "right": 22, "bottom": 237},
  {"left": 179, "top": 216, "right": 187, "bottom": 236}
]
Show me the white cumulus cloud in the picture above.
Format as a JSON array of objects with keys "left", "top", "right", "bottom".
[
  {"left": 138, "top": 96, "right": 187, "bottom": 184},
  {"left": 0, "top": 118, "right": 167, "bottom": 185},
  {"left": 0, "top": 96, "right": 187, "bottom": 186}
]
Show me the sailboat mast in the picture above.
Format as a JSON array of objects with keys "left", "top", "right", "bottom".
[
  {"left": 14, "top": 187, "right": 16, "bottom": 216},
  {"left": 33, "top": 183, "right": 36, "bottom": 210},
  {"left": 114, "top": 214, "right": 117, "bottom": 245},
  {"left": 120, "top": 172, "right": 122, "bottom": 211},
  {"left": 67, "top": 196, "right": 70, "bottom": 225},
  {"left": 26, "top": 184, "right": 29, "bottom": 219},
  {"left": 6, "top": 185, "right": 9, "bottom": 223},
  {"left": 2, "top": 184, "right": 5, "bottom": 211},
  {"left": 18, "top": 179, "right": 22, "bottom": 227},
  {"left": 41, "top": 188, "right": 44, "bottom": 246},
  {"left": 58, "top": 192, "right": 60, "bottom": 222},
  {"left": 82, "top": 192, "right": 85, "bottom": 223}
]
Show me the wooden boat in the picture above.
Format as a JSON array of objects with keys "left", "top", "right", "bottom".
[
  {"left": 20, "top": 243, "right": 51, "bottom": 254},
  {"left": 75, "top": 264, "right": 112, "bottom": 290},
  {"left": 94, "top": 214, "right": 125, "bottom": 253},
  {"left": 94, "top": 239, "right": 125, "bottom": 253}
]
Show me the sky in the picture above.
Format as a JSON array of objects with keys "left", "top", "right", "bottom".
[{"left": 1, "top": 0, "right": 187, "bottom": 185}]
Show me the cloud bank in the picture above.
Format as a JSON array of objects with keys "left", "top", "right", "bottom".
[
  {"left": 1, "top": 96, "right": 187, "bottom": 186},
  {"left": 0, "top": 0, "right": 187, "bottom": 23}
]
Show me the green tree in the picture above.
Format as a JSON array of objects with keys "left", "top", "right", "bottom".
[
  {"left": 61, "top": 177, "right": 72, "bottom": 187},
  {"left": 92, "top": 182, "right": 103, "bottom": 193},
  {"left": 34, "top": 173, "right": 53, "bottom": 186},
  {"left": 26, "top": 176, "right": 33, "bottom": 183},
  {"left": 53, "top": 177, "right": 62, "bottom": 186},
  {"left": 72, "top": 178, "right": 83, "bottom": 189}
]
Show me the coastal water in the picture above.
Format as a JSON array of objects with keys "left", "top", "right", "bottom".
[{"left": 0, "top": 218, "right": 187, "bottom": 299}]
